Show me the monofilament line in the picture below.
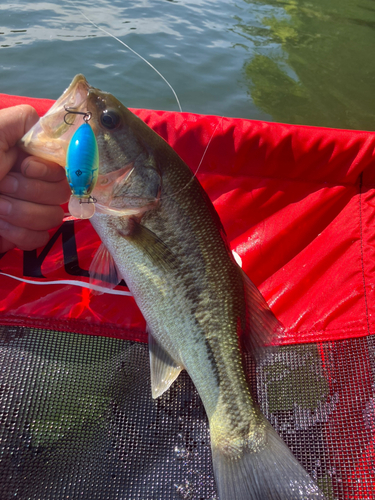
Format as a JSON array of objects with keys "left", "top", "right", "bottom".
[
  {"left": 160, "top": 116, "right": 224, "bottom": 200},
  {"left": 78, "top": 9, "right": 182, "bottom": 113}
]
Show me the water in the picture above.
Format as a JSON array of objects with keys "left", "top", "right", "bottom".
[{"left": 1, "top": 0, "right": 375, "bottom": 130}]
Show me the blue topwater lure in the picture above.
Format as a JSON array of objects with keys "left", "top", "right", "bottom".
[{"left": 65, "top": 109, "right": 99, "bottom": 219}]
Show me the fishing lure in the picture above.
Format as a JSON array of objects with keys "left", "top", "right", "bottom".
[{"left": 65, "top": 108, "right": 99, "bottom": 219}]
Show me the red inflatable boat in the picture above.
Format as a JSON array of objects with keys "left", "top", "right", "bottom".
[{"left": 0, "top": 92, "right": 374, "bottom": 499}]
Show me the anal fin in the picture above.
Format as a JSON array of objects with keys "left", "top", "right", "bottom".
[{"left": 148, "top": 328, "right": 183, "bottom": 399}]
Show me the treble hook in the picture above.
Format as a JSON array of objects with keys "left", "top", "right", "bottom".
[{"left": 64, "top": 107, "right": 92, "bottom": 125}]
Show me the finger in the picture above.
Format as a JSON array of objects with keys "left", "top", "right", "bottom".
[
  {"left": 0, "top": 219, "right": 50, "bottom": 252},
  {"left": 0, "top": 238, "right": 16, "bottom": 254},
  {"left": 12, "top": 149, "right": 30, "bottom": 173},
  {"left": 21, "top": 156, "right": 67, "bottom": 182},
  {"left": 0, "top": 172, "right": 70, "bottom": 206},
  {"left": 0, "top": 106, "right": 39, "bottom": 178},
  {"left": 0, "top": 196, "right": 64, "bottom": 231},
  {"left": 0, "top": 105, "right": 39, "bottom": 150}
]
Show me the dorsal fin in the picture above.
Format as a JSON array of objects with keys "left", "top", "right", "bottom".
[{"left": 240, "top": 268, "right": 285, "bottom": 355}]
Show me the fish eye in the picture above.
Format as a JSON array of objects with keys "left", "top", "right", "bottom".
[{"left": 100, "top": 109, "right": 121, "bottom": 130}]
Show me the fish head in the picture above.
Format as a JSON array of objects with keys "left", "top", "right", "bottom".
[
  {"left": 20, "top": 74, "right": 163, "bottom": 215},
  {"left": 85, "top": 83, "right": 162, "bottom": 214}
]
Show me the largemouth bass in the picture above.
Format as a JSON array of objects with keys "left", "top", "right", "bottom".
[{"left": 21, "top": 75, "right": 326, "bottom": 500}]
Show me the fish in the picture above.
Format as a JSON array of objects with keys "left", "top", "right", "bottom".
[{"left": 20, "top": 74, "right": 327, "bottom": 500}]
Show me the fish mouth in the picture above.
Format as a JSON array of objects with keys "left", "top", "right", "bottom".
[{"left": 19, "top": 74, "right": 93, "bottom": 166}]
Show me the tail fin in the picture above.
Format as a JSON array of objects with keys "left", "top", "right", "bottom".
[{"left": 212, "top": 420, "right": 326, "bottom": 500}]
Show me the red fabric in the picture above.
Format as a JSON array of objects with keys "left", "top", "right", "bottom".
[{"left": 0, "top": 93, "right": 375, "bottom": 344}]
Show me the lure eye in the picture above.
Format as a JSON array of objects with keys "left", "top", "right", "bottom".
[{"left": 100, "top": 109, "right": 121, "bottom": 130}]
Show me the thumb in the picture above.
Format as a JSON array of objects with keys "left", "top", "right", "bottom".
[{"left": 0, "top": 105, "right": 39, "bottom": 177}]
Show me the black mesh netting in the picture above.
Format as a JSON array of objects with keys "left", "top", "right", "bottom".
[{"left": 0, "top": 326, "right": 374, "bottom": 500}]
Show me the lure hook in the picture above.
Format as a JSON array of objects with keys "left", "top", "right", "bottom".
[{"left": 64, "top": 107, "right": 92, "bottom": 125}]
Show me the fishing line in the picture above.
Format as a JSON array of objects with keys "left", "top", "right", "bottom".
[
  {"left": 0, "top": 271, "right": 132, "bottom": 296},
  {"left": 68, "top": 1, "right": 222, "bottom": 204},
  {"left": 159, "top": 116, "right": 224, "bottom": 201},
  {"left": 72, "top": 4, "right": 182, "bottom": 113}
]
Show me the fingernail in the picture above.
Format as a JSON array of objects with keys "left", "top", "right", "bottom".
[
  {"left": 0, "top": 198, "right": 12, "bottom": 215},
  {"left": 0, "top": 175, "right": 18, "bottom": 194},
  {"left": 24, "top": 160, "right": 48, "bottom": 178}
]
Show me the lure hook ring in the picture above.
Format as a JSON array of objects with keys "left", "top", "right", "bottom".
[
  {"left": 64, "top": 107, "right": 92, "bottom": 125},
  {"left": 79, "top": 196, "right": 97, "bottom": 204}
]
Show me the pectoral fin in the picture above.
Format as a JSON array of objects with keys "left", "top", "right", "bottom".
[
  {"left": 89, "top": 243, "right": 122, "bottom": 294},
  {"left": 125, "top": 220, "right": 178, "bottom": 272},
  {"left": 148, "top": 328, "right": 183, "bottom": 399}
]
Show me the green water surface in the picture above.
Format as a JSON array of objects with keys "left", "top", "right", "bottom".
[{"left": 0, "top": 0, "right": 374, "bottom": 130}]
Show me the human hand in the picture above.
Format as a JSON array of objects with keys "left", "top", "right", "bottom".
[{"left": 0, "top": 105, "right": 70, "bottom": 253}]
